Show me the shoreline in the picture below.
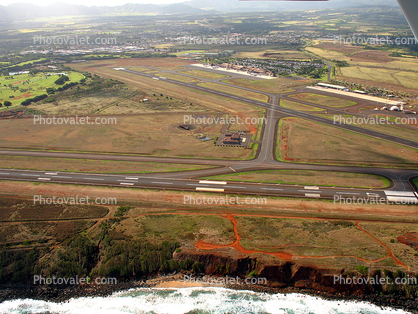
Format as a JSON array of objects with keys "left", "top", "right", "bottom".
[{"left": 0, "top": 274, "right": 417, "bottom": 313}]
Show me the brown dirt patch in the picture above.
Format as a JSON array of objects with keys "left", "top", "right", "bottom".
[{"left": 398, "top": 232, "right": 418, "bottom": 249}]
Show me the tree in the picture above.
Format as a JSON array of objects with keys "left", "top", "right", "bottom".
[
  {"left": 54, "top": 75, "right": 69, "bottom": 85},
  {"left": 4, "top": 101, "right": 12, "bottom": 107}
]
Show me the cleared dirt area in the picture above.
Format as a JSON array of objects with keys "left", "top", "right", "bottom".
[
  {"left": 277, "top": 118, "right": 418, "bottom": 166},
  {"left": 0, "top": 114, "right": 255, "bottom": 159},
  {"left": 202, "top": 170, "right": 390, "bottom": 189},
  {"left": 288, "top": 93, "right": 357, "bottom": 108},
  {"left": 0, "top": 155, "right": 215, "bottom": 173}
]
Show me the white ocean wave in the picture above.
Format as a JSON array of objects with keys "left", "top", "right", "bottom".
[{"left": 0, "top": 287, "right": 412, "bottom": 314}]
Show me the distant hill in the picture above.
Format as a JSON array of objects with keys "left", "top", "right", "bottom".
[
  {"left": 0, "top": 0, "right": 400, "bottom": 21},
  {"left": 0, "top": 2, "right": 208, "bottom": 21},
  {"left": 183, "top": 0, "right": 399, "bottom": 12}
]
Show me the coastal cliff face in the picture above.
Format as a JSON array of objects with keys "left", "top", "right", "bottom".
[
  {"left": 173, "top": 248, "right": 418, "bottom": 313},
  {"left": 174, "top": 249, "right": 366, "bottom": 294}
]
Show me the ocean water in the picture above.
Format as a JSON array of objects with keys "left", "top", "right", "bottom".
[{"left": 0, "top": 287, "right": 412, "bottom": 314}]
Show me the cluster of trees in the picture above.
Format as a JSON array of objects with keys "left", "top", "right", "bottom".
[
  {"left": 0, "top": 101, "right": 12, "bottom": 107},
  {"left": 21, "top": 94, "right": 48, "bottom": 106},
  {"left": 54, "top": 75, "right": 69, "bottom": 85},
  {"left": 0, "top": 248, "right": 40, "bottom": 283},
  {"left": 296, "top": 65, "right": 326, "bottom": 78}
]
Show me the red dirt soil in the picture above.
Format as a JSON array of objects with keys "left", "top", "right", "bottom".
[{"left": 398, "top": 232, "right": 418, "bottom": 250}]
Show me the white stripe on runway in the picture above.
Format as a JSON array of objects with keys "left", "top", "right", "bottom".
[
  {"left": 84, "top": 178, "right": 105, "bottom": 181},
  {"left": 196, "top": 187, "right": 225, "bottom": 192},
  {"left": 305, "top": 193, "right": 321, "bottom": 198},
  {"left": 151, "top": 182, "right": 173, "bottom": 185},
  {"left": 304, "top": 186, "right": 319, "bottom": 190},
  {"left": 261, "top": 188, "right": 284, "bottom": 191},
  {"left": 38, "top": 178, "right": 51, "bottom": 181},
  {"left": 336, "top": 192, "right": 361, "bottom": 195},
  {"left": 120, "top": 182, "right": 134, "bottom": 186},
  {"left": 199, "top": 180, "right": 227, "bottom": 185}
]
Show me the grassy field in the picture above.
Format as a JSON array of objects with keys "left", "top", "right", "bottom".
[
  {"left": 0, "top": 72, "right": 84, "bottom": 107},
  {"left": 237, "top": 217, "right": 386, "bottom": 260},
  {"left": 151, "top": 72, "right": 200, "bottom": 83},
  {"left": 30, "top": 79, "right": 207, "bottom": 115},
  {"left": 71, "top": 59, "right": 260, "bottom": 114},
  {"left": 202, "top": 170, "right": 390, "bottom": 189},
  {"left": 288, "top": 93, "right": 357, "bottom": 108},
  {"left": 414, "top": 178, "right": 418, "bottom": 188},
  {"left": 340, "top": 66, "right": 418, "bottom": 90},
  {"left": 115, "top": 214, "right": 235, "bottom": 245},
  {"left": 315, "top": 113, "right": 418, "bottom": 143},
  {"left": 280, "top": 99, "right": 323, "bottom": 112},
  {"left": 0, "top": 155, "right": 215, "bottom": 173},
  {"left": 197, "top": 82, "right": 269, "bottom": 102},
  {"left": 277, "top": 118, "right": 418, "bottom": 166},
  {"left": 237, "top": 50, "right": 311, "bottom": 60},
  {"left": 223, "top": 78, "right": 300, "bottom": 93},
  {"left": 306, "top": 47, "right": 350, "bottom": 62},
  {"left": 179, "top": 70, "right": 229, "bottom": 80},
  {"left": 0, "top": 114, "right": 256, "bottom": 159}
]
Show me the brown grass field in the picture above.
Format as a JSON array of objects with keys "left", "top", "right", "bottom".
[
  {"left": 223, "top": 78, "right": 302, "bottom": 93},
  {"left": 279, "top": 99, "right": 324, "bottom": 112},
  {"left": 197, "top": 82, "right": 269, "bottom": 102},
  {"left": 277, "top": 118, "right": 418, "bottom": 166},
  {"left": 179, "top": 70, "right": 229, "bottom": 80},
  {"left": 0, "top": 114, "right": 256, "bottom": 159},
  {"left": 288, "top": 93, "right": 357, "bottom": 108}
]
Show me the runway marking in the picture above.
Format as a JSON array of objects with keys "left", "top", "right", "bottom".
[
  {"left": 120, "top": 182, "right": 134, "bottom": 186},
  {"left": 125, "top": 177, "right": 139, "bottom": 180},
  {"left": 187, "top": 184, "right": 210, "bottom": 186},
  {"left": 299, "top": 190, "right": 321, "bottom": 193},
  {"left": 199, "top": 180, "right": 227, "bottom": 185},
  {"left": 261, "top": 188, "right": 284, "bottom": 191},
  {"left": 0, "top": 172, "right": 10, "bottom": 175},
  {"left": 151, "top": 182, "right": 173, "bottom": 185},
  {"left": 21, "top": 174, "right": 40, "bottom": 177},
  {"left": 117, "top": 180, "right": 138, "bottom": 182},
  {"left": 305, "top": 193, "right": 321, "bottom": 198},
  {"left": 224, "top": 186, "right": 246, "bottom": 189},
  {"left": 229, "top": 167, "right": 236, "bottom": 172},
  {"left": 45, "top": 172, "right": 58, "bottom": 175},
  {"left": 366, "top": 193, "right": 381, "bottom": 197},
  {"left": 54, "top": 176, "right": 72, "bottom": 179},
  {"left": 38, "top": 178, "right": 51, "bottom": 181},
  {"left": 336, "top": 192, "right": 361, "bottom": 195},
  {"left": 304, "top": 186, "right": 319, "bottom": 190},
  {"left": 84, "top": 178, "right": 105, "bottom": 181},
  {"left": 196, "top": 187, "right": 225, "bottom": 192}
]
